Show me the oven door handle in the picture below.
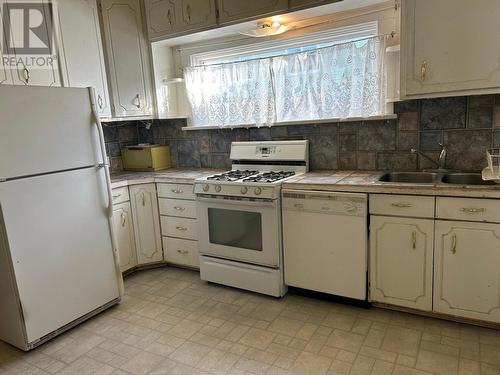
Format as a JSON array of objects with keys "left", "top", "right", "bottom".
[{"left": 196, "top": 195, "right": 277, "bottom": 208}]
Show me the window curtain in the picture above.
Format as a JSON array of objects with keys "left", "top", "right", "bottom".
[
  {"left": 184, "top": 59, "right": 275, "bottom": 127},
  {"left": 184, "top": 35, "right": 386, "bottom": 127}
]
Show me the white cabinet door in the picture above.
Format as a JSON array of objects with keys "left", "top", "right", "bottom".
[
  {"left": 370, "top": 216, "right": 434, "bottom": 311},
  {"left": 144, "top": 0, "right": 176, "bottom": 39},
  {"left": 3, "top": 0, "right": 60, "bottom": 86},
  {"left": 56, "top": 0, "right": 111, "bottom": 117},
  {"left": 434, "top": 220, "right": 500, "bottom": 323},
  {"left": 100, "top": 0, "right": 153, "bottom": 117},
  {"left": 401, "top": 0, "right": 500, "bottom": 97},
  {"left": 113, "top": 201, "right": 137, "bottom": 272},
  {"left": 175, "top": 0, "right": 216, "bottom": 32},
  {"left": 217, "top": 0, "right": 288, "bottom": 25},
  {"left": 130, "top": 184, "right": 162, "bottom": 264}
]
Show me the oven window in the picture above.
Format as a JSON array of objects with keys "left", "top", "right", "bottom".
[{"left": 208, "top": 208, "right": 263, "bottom": 251}]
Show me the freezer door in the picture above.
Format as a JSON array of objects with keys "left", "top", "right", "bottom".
[
  {"left": 0, "top": 86, "right": 102, "bottom": 180},
  {"left": 0, "top": 167, "right": 120, "bottom": 343}
]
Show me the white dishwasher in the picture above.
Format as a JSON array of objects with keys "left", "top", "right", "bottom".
[{"left": 282, "top": 190, "right": 368, "bottom": 300}]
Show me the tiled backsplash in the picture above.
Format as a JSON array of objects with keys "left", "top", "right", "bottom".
[{"left": 103, "top": 94, "right": 500, "bottom": 173}]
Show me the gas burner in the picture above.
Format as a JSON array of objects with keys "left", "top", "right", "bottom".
[
  {"left": 242, "top": 171, "right": 296, "bottom": 183},
  {"left": 206, "top": 170, "right": 259, "bottom": 181}
]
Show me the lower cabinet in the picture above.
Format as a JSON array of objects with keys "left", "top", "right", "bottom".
[
  {"left": 112, "top": 201, "right": 137, "bottom": 272},
  {"left": 370, "top": 216, "right": 434, "bottom": 311},
  {"left": 129, "top": 184, "right": 163, "bottom": 264},
  {"left": 434, "top": 220, "right": 500, "bottom": 323}
]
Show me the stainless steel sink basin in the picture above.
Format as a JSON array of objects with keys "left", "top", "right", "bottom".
[
  {"left": 378, "top": 172, "right": 439, "bottom": 183},
  {"left": 441, "top": 173, "right": 495, "bottom": 185}
]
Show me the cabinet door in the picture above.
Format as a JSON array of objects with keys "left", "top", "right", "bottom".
[
  {"left": 3, "top": 0, "right": 60, "bottom": 86},
  {"left": 217, "top": 0, "right": 288, "bottom": 25},
  {"left": 113, "top": 201, "right": 137, "bottom": 272},
  {"left": 401, "top": 0, "right": 500, "bottom": 97},
  {"left": 175, "top": 0, "right": 216, "bottom": 32},
  {"left": 0, "top": 4, "right": 13, "bottom": 85},
  {"left": 434, "top": 220, "right": 500, "bottom": 323},
  {"left": 370, "top": 216, "right": 433, "bottom": 311},
  {"left": 100, "top": 0, "right": 153, "bottom": 117},
  {"left": 144, "top": 0, "right": 176, "bottom": 39},
  {"left": 56, "top": 0, "right": 111, "bottom": 117},
  {"left": 130, "top": 184, "right": 162, "bottom": 265},
  {"left": 289, "top": 0, "right": 338, "bottom": 10}
]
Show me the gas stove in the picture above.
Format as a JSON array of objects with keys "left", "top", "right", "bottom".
[{"left": 195, "top": 140, "right": 309, "bottom": 297}]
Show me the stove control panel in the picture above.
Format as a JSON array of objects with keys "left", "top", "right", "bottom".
[{"left": 194, "top": 183, "right": 277, "bottom": 199}]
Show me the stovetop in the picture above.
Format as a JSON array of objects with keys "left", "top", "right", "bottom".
[{"left": 205, "top": 170, "right": 296, "bottom": 184}]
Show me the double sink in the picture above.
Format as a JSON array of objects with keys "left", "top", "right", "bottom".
[{"left": 379, "top": 172, "right": 495, "bottom": 186}]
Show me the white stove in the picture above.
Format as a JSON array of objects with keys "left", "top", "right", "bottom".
[{"left": 194, "top": 140, "right": 309, "bottom": 297}]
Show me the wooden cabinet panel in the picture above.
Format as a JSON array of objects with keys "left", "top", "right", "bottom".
[
  {"left": 56, "top": 0, "right": 111, "bottom": 117},
  {"left": 176, "top": 0, "right": 216, "bottom": 32},
  {"left": 113, "top": 201, "right": 137, "bottom": 272},
  {"left": 100, "top": 0, "right": 153, "bottom": 117},
  {"left": 401, "top": 0, "right": 500, "bottom": 97},
  {"left": 434, "top": 220, "right": 500, "bottom": 323},
  {"left": 370, "top": 216, "right": 434, "bottom": 311},
  {"left": 217, "top": 0, "right": 288, "bottom": 25},
  {"left": 130, "top": 184, "right": 163, "bottom": 264},
  {"left": 3, "top": 0, "right": 60, "bottom": 86},
  {"left": 144, "top": 0, "right": 176, "bottom": 39}
]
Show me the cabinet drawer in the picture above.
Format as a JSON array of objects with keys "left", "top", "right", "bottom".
[
  {"left": 163, "top": 237, "right": 199, "bottom": 268},
  {"left": 161, "top": 216, "right": 197, "bottom": 240},
  {"left": 157, "top": 183, "right": 195, "bottom": 200},
  {"left": 437, "top": 197, "right": 500, "bottom": 223},
  {"left": 370, "top": 194, "right": 435, "bottom": 218},
  {"left": 159, "top": 198, "right": 197, "bottom": 218},
  {"left": 112, "top": 187, "right": 129, "bottom": 204}
]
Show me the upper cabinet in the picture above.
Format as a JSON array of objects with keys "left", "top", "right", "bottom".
[
  {"left": 3, "top": 0, "right": 60, "bottom": 86},
  {"left": 216, "top": 0, "right": 287, "bottom": 25},
  {"left": 56, "top": 0, "right": 111, "bottom": 117},
  {"left": 401, "top": 0, "right": 500, "bottom": 98},
  {"left": 289, "top": 0, "right": 338, "bottom": 10},
  {"left": 100, "top": 0, "right": 153, "bottom": 117},
  {"left": 145, "top": 0, "right": 216, "bottom": 40}
]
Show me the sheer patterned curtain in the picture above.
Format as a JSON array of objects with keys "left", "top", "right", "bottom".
[
  {"left": 184, "top": 59, "right": 275, "bottom": 127},
  {"left": 184, "top": 35, "right": 386, "bottom": 127},
  {"left": 273, "top": 36, "right": 386, "bottom": 121}
]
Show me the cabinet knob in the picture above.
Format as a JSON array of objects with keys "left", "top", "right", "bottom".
[
  {"left": 391, "top": 202, "right": 412, "bottom": 208},
  {"left": 420, "top": 60, "right": 428, "bottom": 81},
  {"left": 135, "top": 93, "right": 141, "bottom": 109},
  {"left": 451, "top": 234, "right": 457, "bottom": 254},
  {"left": 121, "top": 212, "right": 126, "bottom": 227},
  {"left": 177, "top": 249, "right": 189, "bottom": 255},
  {"left": 411, "top": 231, "right": 417, "bottom": 250},
  {"left": 460, "top": 207, "right": 485, "bottom": 213},
  {"left": 98, "top": 95, "right": 104, "bottom": 110},
  {"left": 173, "top": 206, "right": 185, "bottom": 211},
  {"left": 186, "top": 4, "right": 191, "bottom": 21},
  {"left": 176, "top": 226, "right": 187, "bottom": 231},
  {"left": 171, "top": 189, "right": 183, "bottom": 194},
  {"left": 167, "top": 9, "right": 172, "bottom": 25}
]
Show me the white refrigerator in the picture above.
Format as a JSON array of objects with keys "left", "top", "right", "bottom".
[{"left": 0, "top": 86, "right": 123, "bottom": 351}]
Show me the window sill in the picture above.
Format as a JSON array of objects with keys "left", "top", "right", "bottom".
[{"left": 181, "top": 114, "right": 397, "bottom": 131}]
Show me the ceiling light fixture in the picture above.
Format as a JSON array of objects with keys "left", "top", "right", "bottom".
[{"left": 239, "top": 20, "right": 292, "bottom": 38}]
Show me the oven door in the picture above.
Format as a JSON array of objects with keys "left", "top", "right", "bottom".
[{"left": 197, "top": 195, "right": 281, "bottom": 268}]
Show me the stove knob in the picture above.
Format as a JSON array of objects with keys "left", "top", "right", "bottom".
[
  {"left": 241, "top": 186, "right": 248, "bottom": 194},
  {"left": 203, "top": 184, "right": 209, "bottom": 192},
  {"left": 254, "top": 187, "right": 262, "bottom": 195},
  {"left": 215, "top": 185, "right": 222, "bottom": 193}
]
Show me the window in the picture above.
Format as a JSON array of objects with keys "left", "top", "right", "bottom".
[{"left": 184, "top": 22, "right": 387, "bottom": 128}]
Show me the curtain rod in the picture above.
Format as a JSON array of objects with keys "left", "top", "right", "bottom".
[{"left": 185, "top": 33, "right": 391, "bottom": 70}]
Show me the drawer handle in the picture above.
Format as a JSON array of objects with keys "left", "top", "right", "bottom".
[
  {"left": 391, "top": 202, "right": 413, "bottom": 208},
  {"left": 121, "top": 212, "right": 126, "bottom": 227},
  {"left": 141, "top": 192, "right": 146, "bottom": 206},
  {"left": 293, "top": 203, "right": 304, "bottom": 209},
  {"left": 171, "top": 189, "right": 183, "bottom": 194},
  {"left": 411, "top": 231, "right": 417, "bottom": 250},
  {"left": 174, "top": 206, "right": 186, "bottom": 211},
  {"left": 451, "top": 234, "right": 457, "bottom": 254},
  {"left": 460, "top": 207, "right": 485, "bottom": 214},
  {"left": 176, "top": 226, "right": 187, "bottom": 231},
  {"left": 113, "top": 193, "right": 122, "bottom": 199},
  {"left": 177, "top": 249, "right": 189, "bottom": 255}
]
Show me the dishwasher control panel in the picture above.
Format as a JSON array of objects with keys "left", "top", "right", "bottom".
[{"left": 282, "top": 190, "right": 367, "bottom": 216}]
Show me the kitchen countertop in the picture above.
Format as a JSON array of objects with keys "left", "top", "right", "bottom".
[
  {"left": 282, "top": 171, "right": 500, "bottom": 198},
  {"left": 110, "top": 168, "right": 223, "bottom": 188},
  {"left": 111, "top": 169, "right": 500, "bottom": 198}
]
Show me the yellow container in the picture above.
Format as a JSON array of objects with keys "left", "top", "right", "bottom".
[{"left": 121, "top": 145, "right": 171, "bottom": 171}]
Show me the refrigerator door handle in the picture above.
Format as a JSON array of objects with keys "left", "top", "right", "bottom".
[{"left": 89, "top": 87, "right": 124, "bottom": 297}]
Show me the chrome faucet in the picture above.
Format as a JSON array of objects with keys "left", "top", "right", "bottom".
[{"left": 411, "top": 143, "right": 447, "bottom": 170}]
